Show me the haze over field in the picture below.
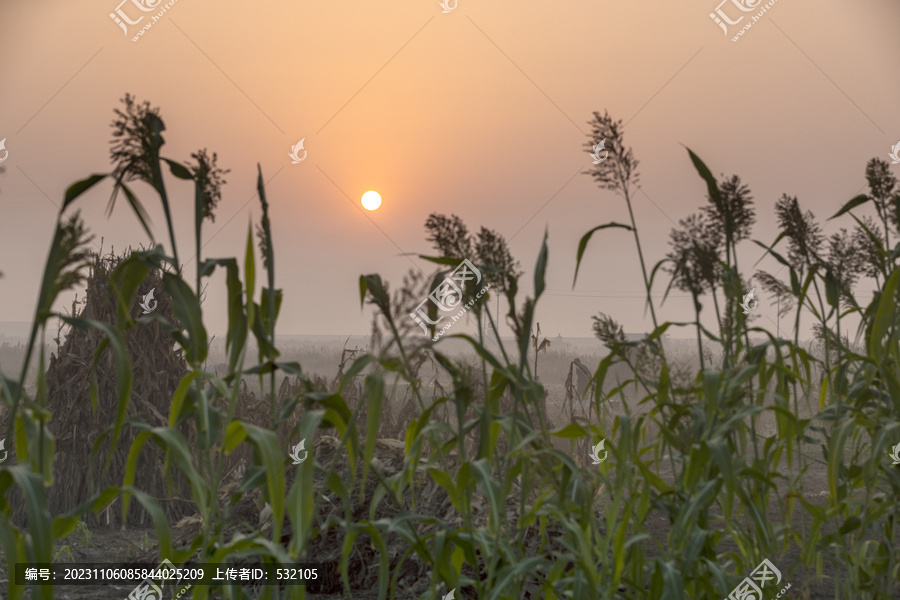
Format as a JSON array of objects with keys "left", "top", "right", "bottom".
[
  {"left": 3, "top": 4, "right": 900, "bottom": 599},
  {"left": 1, "top": 1, "right": 899, "bottom": 340}
]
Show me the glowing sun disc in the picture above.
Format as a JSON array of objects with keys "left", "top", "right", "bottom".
[{"left": 361, "top": 190, "right": 382, "bottom": 211}]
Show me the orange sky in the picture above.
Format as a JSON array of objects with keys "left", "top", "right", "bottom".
[{"left": 1, "top": 0, "right": 899, "bottom": 339}]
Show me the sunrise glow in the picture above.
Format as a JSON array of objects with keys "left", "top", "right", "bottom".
[{"left": 361, "top": 190, "right": 382, "bottom": 211}]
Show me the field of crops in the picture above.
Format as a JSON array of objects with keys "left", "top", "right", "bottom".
[{"left": 0, "top": 97, "right": 898, "bottom": 599}]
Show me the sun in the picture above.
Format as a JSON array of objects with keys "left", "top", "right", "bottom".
[{"left": 361, "top": 190, "right": 382, "bottom": 211}]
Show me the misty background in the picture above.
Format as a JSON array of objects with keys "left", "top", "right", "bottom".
[{"left": 1, "top": 0, "right": 899, "bottom": 342}]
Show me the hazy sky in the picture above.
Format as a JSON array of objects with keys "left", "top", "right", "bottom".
[{"left": 1, "top": 0, "right": 899, "bottom": 340}]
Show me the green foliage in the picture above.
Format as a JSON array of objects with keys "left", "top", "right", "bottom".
[
  {"left": 53, "top": 545, "right": 72, "bottom": 562},
  {"left": 73, "top": 520, "right": 92, "bottom": 548},
  {"left": 0, "top": 98, "right": 897, "bottom": 600}
]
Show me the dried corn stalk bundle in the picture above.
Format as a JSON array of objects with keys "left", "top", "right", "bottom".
[{"left": 13, "top": 251, "right": 192, "bottom": 528}]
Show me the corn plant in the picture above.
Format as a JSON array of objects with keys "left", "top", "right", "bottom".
[{"left": 0, "top": 97, "right": 898, "bottom": 600}]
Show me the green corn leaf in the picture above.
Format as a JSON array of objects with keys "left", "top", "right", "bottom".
[
  {"left": 6, "top": 467, "right": 52, "bottom": 565},
  {"left": 163, "top": 158, "right": 192, "bottom": 180},
  {"left": 869, "top": 269, "right": 898, "bottom": 363},
  {"left": 63, "top": 173, "right": 108, "bottom": 210},
  {"left": 829, "top": 193, "right": 870, "bottom": 220},
  {"left": 361, "top": 373, "right": 384, "bottom": 497},
  {"left": 162, "top": 273, "right": 208, "bottom": 366},
  {"left": 245, "top": 223, "right": 256, "bottom": 327},
  {"left": 61, "top": 317, "right": 132, "bottom": 465},
  {"left": 550, "top": 422, "right": 590, "bottom": 439},
  {"left": 534, "top": 228, "right": 549, "bottom": 299},
  {"left": 117, "top": 181, "right": 155, "bottom": 243},
  {"left": 686, "top": 148, "right": 721, "bottom": 208},
  {"left": 259, "top": 287, "right": 283, "bottom": 341},
  {"left": 238, "top": 422, "right": 287, "bottom": 541},
  {"left": 428, "top": 468, "right": 460, "bottom": 511},
  {"left": 573, "top": 223, "right": 632, "bottom": 286},
  {"left": 168, "top": 371, "right": 199, "bottom": 428}
]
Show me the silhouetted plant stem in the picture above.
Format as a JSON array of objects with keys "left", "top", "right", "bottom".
[
  {"left": 151, "top": 161, "right": 180, "bottom": 274},
  {"left": 711, "top": 286, "right": 724, "bottom": 366},
  {"left": 811, "top": 279, "right": 832, "bottom": 397},
  {"left": 622, "top": 186, "right": 659, "bottom": 331},
  {"left": 731, "top": 252, "right": 758, "bottom": 455},
  {"left": 694, "top": 300, "right": 705, "bottom": 371}
]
